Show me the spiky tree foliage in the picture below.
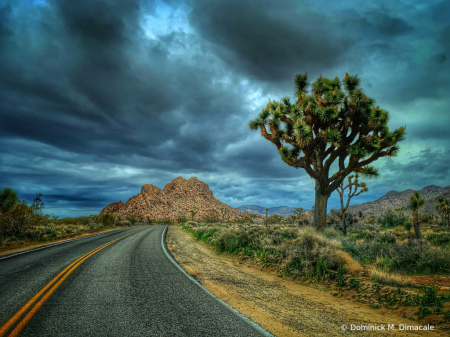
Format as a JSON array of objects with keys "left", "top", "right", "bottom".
[
  {"left": 249, "top": 73, "right": 406, "bottom": 230},
  {"left": 0, "top": 188, "right": 18, "bottom": 214},
  {"left": 409, "top": 191, "right": 425, "bottom": 240},
  {"left": 336, "top": 173, "right": 369, "bottom": 235},
  {"left": 394, "top": 207, "right": 407, "bottom": 216},
  {"left": 0, "top": 188, "right": 19, "bottom": 245},
  {"left": 190, "top": 209, "right": 198, "bottom": 221},
  {"left": 293, "top": 207, "right": 306, "bottom": 225},
  {"left": 436, "top": 196, "right": 450, "bottom": 227}
]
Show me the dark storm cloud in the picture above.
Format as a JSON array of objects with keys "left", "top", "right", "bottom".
[
  {"left": 1, "top": 0, "right": 449, "bottom": 216},
  {"left": 187, "top": 0, "right": 350, "bottom": 84}
]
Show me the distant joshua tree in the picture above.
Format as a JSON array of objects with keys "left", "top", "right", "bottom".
[
  {"left": 190, "top": 209, "right": 198, "bottom": 221},
  {"left": 293, "top": 207, "right": 306, "bottom": 225},
  {"left": 409, "top": 191, "right": 425, "bottom": 240},
  {"left": 248, "top": 73, "right": 406, "bottom": 230},
  {"left": 436, "top": 196, "right": 450, "bottom": 227},
  {"left": 336, "top": 173, "right": 369, "bottom": 235},
  {"left": 0, "top": 188, "right": 19, "bottom": 245}
]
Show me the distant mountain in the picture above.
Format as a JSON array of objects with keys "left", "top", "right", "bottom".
[
  {"left": 347, "top": 185, "right": 450, "bottom": 216},
  {"left": 237, "top": 205, "right": 309, "bottom": 215}
]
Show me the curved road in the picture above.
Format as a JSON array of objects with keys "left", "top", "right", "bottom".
[{"left": 0, "top": 225, "right": 271, "bottom": 337}]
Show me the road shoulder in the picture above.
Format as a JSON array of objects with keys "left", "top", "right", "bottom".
[{"left": 166, "top": 225, "right": 445, "bottom": 337}]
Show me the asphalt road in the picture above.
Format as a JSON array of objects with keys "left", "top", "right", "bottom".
[{"left": 0, "top": 225, "right": 271, "bottom": 336}]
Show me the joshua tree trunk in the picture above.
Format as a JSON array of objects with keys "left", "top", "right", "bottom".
[
  {"left": 412, "top": 210, "right": 421, "bottom": 240},
  {"left": 313, "top": 181, "right": 328, "bottom": 231},
  {"left": 341, "top": 213, "right": 347, "bottom": 236}
]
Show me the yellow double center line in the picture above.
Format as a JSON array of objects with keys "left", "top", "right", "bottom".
[{"left": 0, "top": 228, "right": 144, "bottom": 337}]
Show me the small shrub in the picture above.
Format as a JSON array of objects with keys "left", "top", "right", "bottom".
[
  {"left": 426, "top": 233, "right": 450, "bottom": 247},
  {"left": 337, "top": 266, "right": 346, "bottom": 287},
  {"left": 280, "top": 229, "right": 298, "bottom": 240},
  {"left": 323, "top": 227, "right": 343, "bottom": 240},
  {"left": 377, "top": 232, "right": 397, "bottom": 244},
  {"left": 101, "top": 214, "right": 115, "bottom": 226},
  {"left": 316, "top": 260, "right": 327, "bottom": 279},
  {"left": 378, "top": 210, "right": 406, "bottom": 228},
  {"left": 404, "top": 221, "right": 412, "bottom": 231},
  {"left": 443, "top": 311, "right": 450, "bottom": 321},
  {"left": 348, "top": 278, "right": 360, "bottom": 290},
  {"left": 422, "top": 285, "right": 441, "bottom": 307},
  {"left": 177, "top": 216, "right": 187, "bottom": 224},
  {"left": 126, "top": 215, "right": 137, "bottom": 225},
  {"left": 116, "top": 220, "right": 131, "bottom": 226},
  {"left": 418, "top": 306, "right": 432, "bottom": 318}
]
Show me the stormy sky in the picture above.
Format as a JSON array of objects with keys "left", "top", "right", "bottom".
[{"left": 1, "top": 0, "right": 449, "bottom": 217}]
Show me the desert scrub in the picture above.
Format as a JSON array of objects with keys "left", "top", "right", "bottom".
[
  {"left": 181, "top": 224, "right": 344, "bottom": 277},
  {"left": 323, "top": 227, "right": 343, "bottom": 240},
  {"left": 281, "top": 227, "right": 342, "bottom": 274},
  {"left": 426, "top": 233, "right": 450, "bottom": 248},
  {"left": 342, "top": 238, "right": 450, "bottom": 274}
]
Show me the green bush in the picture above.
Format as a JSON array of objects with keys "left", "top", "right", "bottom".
[
  {"left": 214, "top": 229, "right": 262, "bottom": 254},
  {"left": 342, "top": 238, "right": 450, "bottom": 274},
  {"left": 404, "top": 221, "right": 412, "bottom": 231},
  {"left": 267, "top": 214, "right": 283, "bottom": 224},
  {"left": 378, "top": 210, "right": 407, "bottom": 228},
  {"left": 418, "top": 306, "right": 432, "bottom": 318},
  {"left": 421, "top": 285, "right": 441, "bottom": 307},
  {"left": 323, "top": 227, "right": 343, "bottom": 240},
  {"left": 426, "top": 233, "right": 450, "bottom": 247},
  {"left": 316, "top": 260, "right": 327, "bottom": 279},
  {"left": 443, "top": 311, "right": 450, "bottom": 321},
  {"left": 101, "top": 214, "right": 115, "bottom": 226},
  {"left": 377, "top": 232, "right": 397, "bottom": 244},
  {"left": 280, "top": 229, "right": 298, "bottom": 240}
]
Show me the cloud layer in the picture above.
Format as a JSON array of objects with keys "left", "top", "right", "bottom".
[{"left": 1, "top": 0, "right": 449, "bottom": 217}]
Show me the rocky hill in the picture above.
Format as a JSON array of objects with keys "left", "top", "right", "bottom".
[
  {"left": 237, "top": 205, "right": 310, "bottom": 215},
  {"left": 99, "top": 177, "right": 248, "bottom": 221},
  {"left": 347, "top": 185, "right": 450, "bottom": 216}
]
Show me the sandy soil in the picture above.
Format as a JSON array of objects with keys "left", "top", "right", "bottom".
[{"left": 166, "top": 226, "right": 446, "bottom": 337}]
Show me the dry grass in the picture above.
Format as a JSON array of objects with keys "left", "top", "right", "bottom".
[
  {"left": 369, "top": 268, "right": 413, "bottom": 287},
  {"left": 336, "top": 250, "right": 364, "bottom": 274}
]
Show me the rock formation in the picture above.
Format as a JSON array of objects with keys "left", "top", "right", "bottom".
[{"left": 99, "top": 177, "right": 248, "bottom": 221}]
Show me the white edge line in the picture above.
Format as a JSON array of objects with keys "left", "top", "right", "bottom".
[
  {"left": 161, "top": 225, "right": 275, "bottom": 337},
  {"left": 0, "top": 226, "right": 140, "bottom": 261}
]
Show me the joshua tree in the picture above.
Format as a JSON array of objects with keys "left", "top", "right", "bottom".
[
  {"left": 249, "top": 73, "right": 406, "bottom": 230},
  {"left": 0, "top": 188, "right": 19, "bottom": 245},
  {"left": 190, "top": 209, "right": 198, "bottom": 221},
  {"left": 293, "top": 207, "right": 306, "bottom": 225},
  {"left": 336, "top": 173, "right": 369, "bottom": 235},
  {"left": 436, "top": 196, "right": 450, "bottom": 227},
  {"left": 394, "top": 207, "right": 407, "bottom": 216},
  {"left": 409, "top": 191, "right": 425, "bottom": 240}
]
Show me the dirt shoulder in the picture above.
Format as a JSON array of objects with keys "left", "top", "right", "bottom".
[{"left": 166, "top": 225, "right": 445, "bottom": 337}]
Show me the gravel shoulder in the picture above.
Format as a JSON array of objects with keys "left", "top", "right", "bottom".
[{"left": 166, "top": 225, "right": 445, "bottom": 337}]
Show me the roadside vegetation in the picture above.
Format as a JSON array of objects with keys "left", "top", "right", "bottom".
[
  {"left": 0, "top": 189, "right": 150, "bottom": 252},
  {"left": 180, "top": 205, "right": 450, "bottom": 325}
]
